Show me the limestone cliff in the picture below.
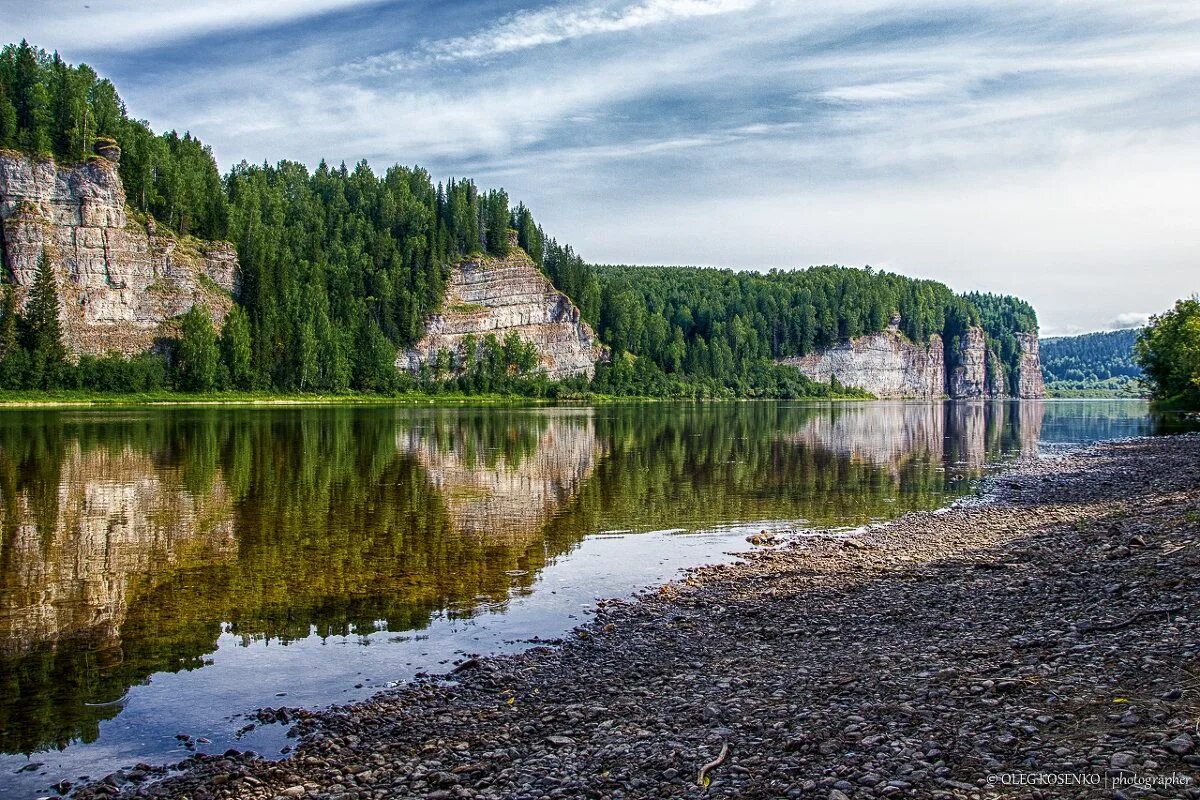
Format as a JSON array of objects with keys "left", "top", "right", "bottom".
[
  {"left": 784, "top": 319, "right": 1045, "bottom": 399},
  {"left": 780, "top": 318, "right": 945, "bottom": 399},
  {"left": 0, "top": 144, "right": 238, "bottom": 357},
  {"left": 948, "top": 326, "right": 988, "bottom": 399},
  {"left": 1015, "top": 333, "right": 1045, "bottom": 398},
  {"left": 397, "top": 242, "right": 604, "bottom": 380}
]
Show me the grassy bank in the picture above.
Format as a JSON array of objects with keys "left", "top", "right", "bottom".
[
  {"left": 0, "top": 389, "right": 879, "bottom": 408},
  {"left": 0, "top": 389, "right": 560, "bottom": 408}
]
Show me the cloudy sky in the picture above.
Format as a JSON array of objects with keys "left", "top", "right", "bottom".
[{"left": 7, "top": 0, "right": 1199, "bottom": 334}]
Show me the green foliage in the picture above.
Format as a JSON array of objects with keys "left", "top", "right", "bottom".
[
  {"left": 1041, "top": 328, "right": 1144, "bottom": 396},
  {"left": 0, "top": 41, "right": 227, "bottom": 240},
  {"left": 72, "top": 353, "right": 168, "bottom": 392},
  {"left": 1135, "top": 297, "right": 1200, "bottom": 408},
  {"left": 21, "top": 250, "right": 67, "bottom": 388},
  {"left": 962, "top": 292, "right": 1039, "bottom": 393},
  {"left": 219, "top": 305, "right": 253, "bottom": 390},
  {"left": 568, "top": 263, "right": 987, "bottom": 397},
  {"left": 175, "top": 305, "right": 220, "bottom": 392}
]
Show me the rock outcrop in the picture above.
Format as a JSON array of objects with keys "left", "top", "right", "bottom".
[
  {"left": 784, "top": 319, "right": 1045, "bottom": 399},
  {"left": 1015, "top": 333, "right": 1045, "bottom": 398},
  {"left": 779, "top": 319, "right": 945, "bottom": 399},
  {"left": 948, "top": 326, "right": 988, "bottom": 399},
  {"left": 397, "top": 241, "right": 604, "bottom": 380},
  {"left": 0, "top": 144, "right": 238, "bottom": 357}
]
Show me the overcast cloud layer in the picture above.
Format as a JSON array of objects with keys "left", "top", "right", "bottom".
[{"left": 6, "top": 0, "right": 1199, "bottom": 334}]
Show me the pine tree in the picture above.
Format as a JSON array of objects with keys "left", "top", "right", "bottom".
[
  {"left": 23, "top": 250, "right": 67, "bottom": 388},
  {"left": 0, "top": 283, "right": 18, "bottom": 359}
]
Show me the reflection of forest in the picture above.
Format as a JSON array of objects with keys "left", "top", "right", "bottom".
[{"left": 0, "top": 402, "right": 1060, "bottom": 755}]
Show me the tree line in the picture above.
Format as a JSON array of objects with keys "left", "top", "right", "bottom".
[{"left": 0, "top": 41, "right": 1039, "bottom": 399}]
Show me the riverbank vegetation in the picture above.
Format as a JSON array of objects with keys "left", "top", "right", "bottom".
[{"left": 1135, "top": 297, "right": 1200, "bottom": 409}]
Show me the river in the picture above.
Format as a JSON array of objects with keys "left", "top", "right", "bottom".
[{"left": 0, "top": 399, "right": 1187, "bottom": 797}]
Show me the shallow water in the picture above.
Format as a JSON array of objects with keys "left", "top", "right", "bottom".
[{"left": 0, "top": 399, "right": 1186, "bottom": 796}]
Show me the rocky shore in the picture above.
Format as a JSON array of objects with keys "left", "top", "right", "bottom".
[{"left": 73, "top": 435, "right": 1200, "bottom": 800}]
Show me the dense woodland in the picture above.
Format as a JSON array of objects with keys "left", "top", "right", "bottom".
[
  {"left": 1041, "top": 329, "right": 1144, "bottom": 397},
  {"left": 1, "top": 42, "right": 1037, "bottom": 398}
]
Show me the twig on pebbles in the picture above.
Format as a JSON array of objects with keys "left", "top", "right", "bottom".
[{"left": 697, "top": 741, "right": 729, "bottom": 789}]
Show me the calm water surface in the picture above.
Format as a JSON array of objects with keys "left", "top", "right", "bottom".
[{"left": 0, "top": 400, "right": 1186, "bottom": 796}]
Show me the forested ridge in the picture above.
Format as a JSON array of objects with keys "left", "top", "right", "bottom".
[
  {"left": 1039, "top": 329, "right": 1144, "bottom": 397},
  {"left": 1, "top": 41, "right": 1038, "bottom": 399}
]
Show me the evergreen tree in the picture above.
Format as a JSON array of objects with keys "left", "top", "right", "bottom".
[
  {"left": 22, "top": 250, "right": 67, "bottom": 388},
  {"left": 0, "top": 283, "right": 18, "bottom": 359}
]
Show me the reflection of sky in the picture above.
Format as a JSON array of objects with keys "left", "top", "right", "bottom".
[
  {"left": 0, "top": 525, "right": 753, "bottom": 795},
  {"left": 6, "top": 2, "right": 1199, "bottom": 334}
]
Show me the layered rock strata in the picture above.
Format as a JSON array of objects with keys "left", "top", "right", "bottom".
[
  {"left": 1015, "top": 333, "right": 1045, "bottom": 398},
  {"left": 397, "top": 243, "right": 604, "bottom": 380},
  {"left": 780, "top": 320, "right": 946, "bottom": 399},
  {"left": 0, "top": 144, "right": 238, "bottom": 357},
  {"left": 785, "top": 319, "right": 1045, "bottom": 399}
]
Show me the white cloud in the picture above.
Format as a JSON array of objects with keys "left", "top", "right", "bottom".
[
  {"left": 1109, "top": 313, "right": 1151, "bottom": 329},
  {"left": 4, "top": 0, "right": 385, "bottom": 51},
  {"left": 821, "top": 79, "right": 952, "bottom": 103},
  {"left": 349, "top": 0, "right": 758, "bottom": 72}
]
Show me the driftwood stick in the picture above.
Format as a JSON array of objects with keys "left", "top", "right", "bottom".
[
  {"left": 1079, "top": 606, "right": 1184, "bottom": 633},
  {"left": 697, "top": 742, "right": 730, "bottom": 789}
]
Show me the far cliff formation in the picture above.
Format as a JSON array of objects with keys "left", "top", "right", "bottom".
[
  {"left": 398, "top": 239, "right": 604, "bottom": 380},
  {"left": 0, "top": 141, "right": 238, "bottom": 357},
  {"left": 782, "top": 317, "right": 1044, "bottom": 399}
]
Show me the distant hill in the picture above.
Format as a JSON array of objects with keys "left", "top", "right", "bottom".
[{"left": 1040, "top": 329, "right": 1145, "bottom": 397}]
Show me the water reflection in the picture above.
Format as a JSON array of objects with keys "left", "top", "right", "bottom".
[{"left": 0, "top": 400, "right": 1175, "bottom": 774}]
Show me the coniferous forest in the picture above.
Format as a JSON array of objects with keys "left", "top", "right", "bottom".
[
  {"left": 0, "top": 41, "right": 1038, "bottom": 399},
  {"left": 1041, "top": 329, "right": 1145, "bottom": 397}
]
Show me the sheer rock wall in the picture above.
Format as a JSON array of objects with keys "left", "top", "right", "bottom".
[
  {"left": 782, "top": 319, "right": 1045, "bottom": 399},
  {"left": 0, "top": 145, "right": 238, "bottom": 357},
  {"left": 397, "top": 244, "right": 604, "bottom": 380}
]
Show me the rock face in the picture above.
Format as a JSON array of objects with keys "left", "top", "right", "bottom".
[
  {"left": 398, "top": 242, "right": 604, "bottom": 380},
  {"left": 0, "top": 145, "right": 238, "bottom": 357},
  {"left": 785, "top": 319, "right": 1045, "bottom": 399},
  {"left": 948, "top": 326, "right": 988, "bottom": 399},
  {"left": 1015, "top": 333, "right": 1045, "bottom": 398},
  {"left": 779, "top": 320, "right": 945, "bottom": 399}
]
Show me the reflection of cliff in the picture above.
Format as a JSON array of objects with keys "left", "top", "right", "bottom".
[
  {"left": 788, "top": 403, "right": 945, "bottom": 474},
  {"left": 0, "top": 445, "right": 234, "bottom": 658},
  {"left": 0, "top": 408, "right": 599, "bottom": 756},
  {"left": 945, "top": 401, "right": 1044, "bottom": 469},
  {"left": 399, "top": 411, "right": 602, "bottom": 541}
]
